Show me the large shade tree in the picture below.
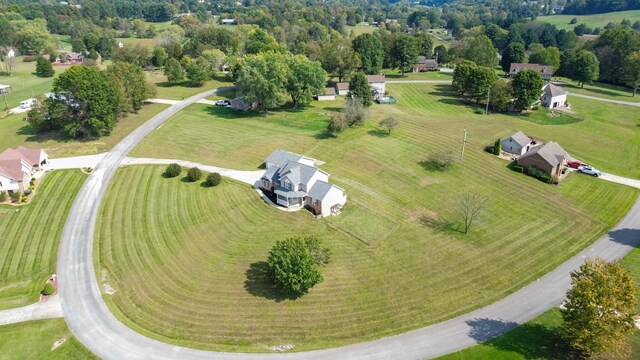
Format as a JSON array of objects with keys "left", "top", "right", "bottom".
[
  {"left": 389, "top": 33, "right": 419, "bottom": 76},
  {"left": 284, "top": 55, "right": 326, "bottom": 108},
  {"left": 235, "top": 52, "right": 289, "bottom": 111},
  {"left": 352, "top": 33, "right": 384, "bottom": 75},
  {"left": 512, "top": 68, "right": 544, "bottom": 111},
  {"left": 500, "top": 42, "right": 525, "bottom": 72}
]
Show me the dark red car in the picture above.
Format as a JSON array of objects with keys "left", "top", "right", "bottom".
[{"left": 567, "top": 160, "right": 583, "bottom": 169}]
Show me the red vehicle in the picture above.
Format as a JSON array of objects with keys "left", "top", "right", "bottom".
[{"left": 567, "top": 160, "right": 583, "bottom": 169}]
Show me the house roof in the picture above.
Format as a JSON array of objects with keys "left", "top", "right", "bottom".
[
  {"left": 0, "top": 147, "right": 44, "bottom": 166},
  {"left": 503, "top": 131, "right": 532, "bottom": 147},
  {"left": 367, "top": 74, "right": 386, "bottom": 83},
  {"left": 265, "top": 150, "right": 310, "bottom": 168},
  {"left": 336, "top": 82, "right": 349, "bottom": 90},
  {"left": 418, "top": 56, "right": 437, "bottom": 66},
  {"left": 543, "top": 83, "right": 567, "bottom": 97},
  {"left": 308, "top": 180, "right": 344, "bottom": 200},
  {"left": 324, "top": 87, "right": 336, "bottom": 95},
  {"left": 517, "top": 141, "right": 568, "bottom": 167},
  {"left": 65, "top": 52, "right": 83, "bottom": 61},
  {"left": 274, "top": 187, "right": 307, "bottom": 198},
  {"left": 509, "top": 63, "right": 554, "bottom": 75},
  {"left": 0, "top": 160, "right": 24, "bottom": 181},
  {"left": 280, "top": 160, "right": 324, "bottom": 185}
]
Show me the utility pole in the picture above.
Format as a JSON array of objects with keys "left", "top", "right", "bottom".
[
  {"left": 461, "top": 126, "right": 467, "bottom": 160},
  {"left": 485, "top": 86, "right": 491, "bottom": 115}
]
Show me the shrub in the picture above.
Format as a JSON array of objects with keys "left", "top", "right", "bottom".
[
  {"left": 493, "top": 139, "right": 501, "bottom": 155},
  {"left": 11, "top": 191, "right": 21, "bottom": 203},
  {"left": 22, "top": 56, "right": 37, "bottom": 62},
  {"left": 513, "top": 165, "right": 525, "bottom": 173},
  {"left": 474, "top": 108, "right": 484, "bottom": 114},
  {"left": 21, "top": 195, "right": 28, "bottom": 203},
  {"left": 164, "top": 163, "right": 182, "bottom": 178},
  {"left": 344, "top": 97, "right": 366, "bottom": 126},
  {"left": 187, "top": 167, "right": 202, "bottom": 182},
  {"left": 24, "top": 189, "right": 33, "bottom": 195},
  {"left": 424, "top": 151, "right": 456, "bottom": 171},
  {"left": 0, "top": 191, "right": 6, "bottom": 202},
  {"left": 327, "top": 113, "right": 347, "bottom": 135},
  {"left": 42, "top": 283, "right": 55, "bottom": 296},
  {"left": 206, "top": 172, "right": 222, "bottom": 187},
  {"left": 484, "top": 145, "right": 495, "bottom": 154}
]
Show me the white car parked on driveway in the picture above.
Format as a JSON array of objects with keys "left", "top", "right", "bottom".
[{"left": 577, "top": 165, "right": 602, "bottom": 177}]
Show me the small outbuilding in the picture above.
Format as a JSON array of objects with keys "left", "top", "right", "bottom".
[
  {"left": 541, "top": 83, "right": 568, "bottom": 109},
  {"left": 230, "top": 96, "right": 256, "bottom": 111},
  {"left": 501, "top": 131, "right": 535, "bottom": 156},
  {"left": 335, "top": 82, "right": 350, "bottom": 96},
  {"left": 317, "top": 87, "right": 336, "bottom": 101}
]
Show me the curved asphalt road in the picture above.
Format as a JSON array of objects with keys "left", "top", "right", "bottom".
[{"left": 58, "top": 88, "right": 640, "bottom": 359}]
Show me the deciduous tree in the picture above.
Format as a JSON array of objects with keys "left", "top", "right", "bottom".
[
  {"left": 35, "top": 55, "right": 54, "bottom": 77},
  {"left": 352, "top": 33, "right": 384, "bottom": 75},
  {"left": 320, "top": 38, "right": 361, "bottom": 82},
  {"left": 379, "top": 116, "right": 399, "bottom": 134},
  {"left": 460, "top": 35, "right": 498, "bottom": 68},
  {"left": 561, "top": 258, "right": 638, "bottom": 357},
  {"left": 454, "top": 190, "right": 487, "bottom": 234},
  {"left": 235, "top": 52, "right": 289, "bottom": 111},
  {"left": 348, "top": 72, "right": 372, "bottom": 107},
  {"left": 389, "top": 33, "right": 419, "bottom": 76},
  {"left": 284, "top": 55, "right": 326, "bottom": 108},
  {"left": 186, "top": 57, "right": 208, "bottom": 86},
  {"left": 164, "top": 58, "right": 184, "bottom": 84},
  {"left": 106, "top": 62, "right": 154, "bottom": 113},
  {"left": 512, "top": 69, "right": 544, "bottom": 111},
  {"left": 267, "top": 236, "right": 330, "bottom": 296},
  {"left": 570, "top": 50, "right": 600, "bottom": 88},
  {"left": 623, "top": 51, "right": 640, "bottom": 96},
  {"left": 343, "top": 97, "right": 367, "bottom": 126},
  {"left": 501, "top": 42, "right": 525, "bottom": 72}
]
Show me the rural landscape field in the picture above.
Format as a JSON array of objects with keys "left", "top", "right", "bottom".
[{"left": 2, "top": 0, "right": 640, "bottom": 358}]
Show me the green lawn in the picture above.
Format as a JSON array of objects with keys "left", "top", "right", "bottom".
[
  {"left": 384, "top": 69, "right": 453, "bottom": 80},
  {"left": 346, "top": 23, "right": 378, "bottom": 36},
  {"left": 440, "top": 244, "right": 640, "bottom": 359},
  {"left": 0, "top": 104, "right": 168, "bottom": 157},
  {"left": 0, "top": 58, "right": 60, "bottom": 110},
  {"left": 0, "top": 170, "right": 86, "bottom": 309},
  {"left": 115, "top": 37, "right": 157, "bottom": 48},
  {"left": 554, "top": 77, "right": 640, "bottom": 102},
  {"left": 0, "top": 319, "right": 97, "bottom": 359},
  {"left": 100, "top": 82, "right": 640, "bottom": 352},
  {"left": 146, "top": 71, "right": 233, "bottom": 100},
  {"left": 539, "top": 10, "right": 640, "bottom": 31}
]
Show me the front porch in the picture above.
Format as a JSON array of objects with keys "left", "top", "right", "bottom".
[{"left": 274, "top": 188, "right": 306, "bottom": 210}]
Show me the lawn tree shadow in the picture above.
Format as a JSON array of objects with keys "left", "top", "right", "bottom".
[
  {"left": 367, "top": 129, "right": 389, "bottom": 137},
  {"left": 314, "top": 130, "right": 335, "bottom": 139},
  {"left": 466, "top": 318, "right": 519, "bottom": 342},
  {"left": 417, "top": 212, "right": 456, "bottom": 233},
  {"left": 607, "top": 228, "right": 640, "bottom": 248},
  {"left": 482, "top": 321, "right": 575, "bottom": 359},
  {"left": 244, "top": 261, "right": 301, "bottom": 302},
  {"left": 418, "top": 160, "right": 450, "bottom": 172},
  {"left": 16, "top": 125, "right": 72, "bottom": 144}
]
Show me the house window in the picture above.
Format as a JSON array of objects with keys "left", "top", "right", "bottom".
[
  {"left": 283, "top": 179, "right": 291, "bottom": 190},
  {"left": 313, "top": 199, "right": 319, "bottom": 206}
]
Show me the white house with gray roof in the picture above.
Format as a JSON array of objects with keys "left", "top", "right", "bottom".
[
  {"left": 260, "top": 150, "right": 347, "bottom": 217},
  {"left": 501, "top": 131, "right": 535, "bottom": 156},
  {"left": 541, "top": 83, "right": 567, "bottom": 109}
]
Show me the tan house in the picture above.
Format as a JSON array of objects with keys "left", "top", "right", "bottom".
[
  {"left": 516, "top": 141, "right": 568, "bottom": 178},
  {"left": 413, "top": 56, "right": 438, "bottom": 72}
]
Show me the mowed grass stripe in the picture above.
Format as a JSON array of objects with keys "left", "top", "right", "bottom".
[{"left": 0, "top": 170, "right": 85, "bottom": 308}]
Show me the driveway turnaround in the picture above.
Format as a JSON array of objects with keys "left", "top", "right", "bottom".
[
  {"left": 0, "top": 295, "right": 62, "bottom": 326},
  {"left": 49, "top": 153, "right": 107, "bottom": 170},
  {"left": 57, "top": 88, "right": 640, "bottom": 359}
]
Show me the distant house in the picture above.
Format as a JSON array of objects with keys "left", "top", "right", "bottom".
[
  {"left": 413, "top": 56, "right": 438, "bottom": 72},
  {"left": 221, "top": 18, "right": 236, "bottom": 25},
  {"left": 335, "top": 82, "right": 350, "bottom": 96},
  {"left": 317, "top": 87, "right": 336, "bottom": 101},
  {"left": 2, "top": 47, "right": 15, "bottom": 58},
  {"left": 63, "top": 52, "right": 84, "bottom": 63},
  {"left": 501, "top": 131, "right": 535, "bottom": 156},
  {"left": 541, "top": 83, "right": 567, "bottom": 109},
  {"left": 508, "top": 63, "right": 554, "bottom": 81},
  {"left": 517, "top": 141, "right": 569, "bottom": 178},
  {"left": 230, "top": 96, "right": 256, "bottom": 111},
  {"left": 0, "top": 147, "right": 48, "bottom": 194},
  {"left": 260, "top": 150, "right": 347, "bottom": 217},
  {"left": 117, "top": 41, "right": 124, "bottom": 48},
  {"left": 367, "top": 74, "right": 386, "bottom": 98}
]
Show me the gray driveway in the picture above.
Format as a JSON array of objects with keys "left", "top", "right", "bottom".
[
  {"left": 56, "top": 87, "right": 640, "bottom": 359},
  {"left": 0, "top": 295, "right": 62, "bottom": 326}
]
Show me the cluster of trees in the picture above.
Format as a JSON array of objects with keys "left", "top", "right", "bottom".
[
  {"left": 564, "top": 0, "right": 640, "bottom": 15},
  {"left": 453, "top": 61, "right": 544, "bottom": 112},
  {"left": 266, "top": 236, "right": 331, "bottom": 296},
  {"left": 26, "top": 63, "right": 155, "bottom": 139},
  {"left": 234, "top": 52, "right": 326, "bottom": 110}
]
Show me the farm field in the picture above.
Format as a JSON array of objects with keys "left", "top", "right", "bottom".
[
  {"left": 440, "top": 245, "right": 640, "bottom": 359},
  {"left": 538, "top": 9, "right": 640, "bottom": 31},
  {"left": 105, "top": 83, "right": 640, "bottom": 352},
  {"left": 0, "top": 103, "right": 168, "bottom": 157},
  {"left": 0, "top": 319, "right": 97, "bottom": 359},
  {"left": 0, "top": 170, "right": 85, "bottom": 309}
]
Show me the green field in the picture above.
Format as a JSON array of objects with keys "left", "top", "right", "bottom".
[
  {"left": 0, "top": 319, "right": 97, "bottom": 359},
  {"left": 0, "top": 59, "right": 60, "bottom": 109},
  {"left": 384, "top": 69, "right": 453, "bottom": 79},
  {"left": 0, "top": 103, "right": 168, "bottom": 157},
  {"left": 0, "top": 170, "right": 85, "bottom": 309},
  {"left": 539, "top": 10, "right": 640, "bottom": 31},
  {"left": 346, "top": 23, "right": 378, "bottom": 36},
  {"left": 441, "top": 242, "right": 640, "bottom": 359},
  {"left": 145, "top": 71, "right": 233, "bottom": 100},
  {"left": 98, "top": 82, "right": 640, "bottom": 352}
]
